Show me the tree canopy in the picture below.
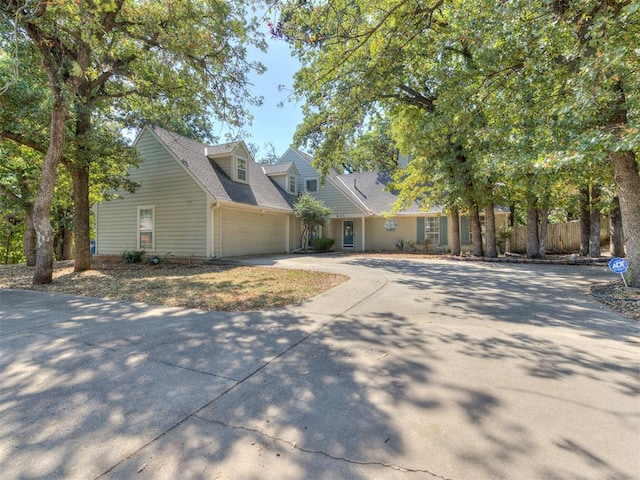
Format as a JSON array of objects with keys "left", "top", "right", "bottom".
[
  {"left": 1, "top": 0, "right": 268, "bottom": 283},
  {"left": 271, "top": 0, "right": 640, "bottom": 285}
]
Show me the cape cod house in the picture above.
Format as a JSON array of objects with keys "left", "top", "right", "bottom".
[
  {"left": 279, "top": 148, "right": 510, "bottom": 253},
  {"left": 95, "top": 126, "right": 509, "bottom": 259}
]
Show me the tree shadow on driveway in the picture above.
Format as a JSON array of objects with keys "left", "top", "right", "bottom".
[{"left": 1, "top": 251, "right": 638, "bottom": 480}]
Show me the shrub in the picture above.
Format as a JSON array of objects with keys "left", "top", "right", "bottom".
[
  {"left": 122, "top": 250, "right": 145, "bottom": 264},
  {"left": 312, "top": 238, "right": 335, "bottom": 252}
]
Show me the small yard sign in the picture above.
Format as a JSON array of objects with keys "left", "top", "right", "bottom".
[{"left": 608, "top": 257, "right": 629, "bottom": 287}]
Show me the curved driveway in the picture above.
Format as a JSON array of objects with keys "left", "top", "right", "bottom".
[{"left": 1, "top": 254, "right": 638, "bottom": 479}]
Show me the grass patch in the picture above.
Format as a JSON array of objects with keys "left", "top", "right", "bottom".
[{"left": 0, "top": 261, "right": 347, "bottom": 311}]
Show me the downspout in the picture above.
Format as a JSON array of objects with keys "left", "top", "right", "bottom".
[{"left": 210, "top": 201, "right": 221, "bottom": 259}]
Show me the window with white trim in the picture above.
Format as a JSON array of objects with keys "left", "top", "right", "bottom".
[
  {"left": 305, "top": 178, "right": 318, "bottom": 193},
  {"left": 138, "top": 206, "right": 155, "bottom": 250},
  {"left": 289, "top": 174, "right": 298, "bottom": 194},
  {"left": 425, "top": 217, "right": 439, "bottom": 246},
  {"left": 236, "top": 157, "right": 247, "bottom": 182}
]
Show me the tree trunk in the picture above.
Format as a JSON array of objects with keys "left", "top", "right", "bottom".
[
  {"left": 484, "top": 205, "right": 497, "bottom": 258},
  {"left": 71, "top": 106, "right": 92, "bottom": 272},
  {"left": 33, "top": 104, "right": 66, "bottom": 285},
  {"left": 588, "top": 184, "right": 601, "bottom": 257},
  {"left": 72, "top": 165, "right": 91, "bottom": 270},
  {"left": 469, "top": 202, "right": 484, "bottom": 257},
  {"left": 450, "top": 207, "right": 461, "bottom": 256},
  {"left": 579, "top": 186, "right": 590, "bottom": 256},
  {"left": 610, "top": 196, "right": 625, "bottom": 257},
  {"left": 23, "top": 206, "right": 37, "bottom": 266},
  {"left": 610, "top": 150, "right": 640, "bottom": 287},
  {"left": 62, "top": 229, "right": 74, "bottom": 260},
  {"left": 607, "top": 82, "right": 640, "bottom": 287},
  {"left": 526, "top": 200, "right": 541, "bottom": 259},
  {"left": 538, "top": 208, "right": 548, "bottom": 258}
]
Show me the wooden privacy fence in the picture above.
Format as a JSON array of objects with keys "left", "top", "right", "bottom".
[{"left": 508, "top": 218, "right": 610, "bottom": 253}]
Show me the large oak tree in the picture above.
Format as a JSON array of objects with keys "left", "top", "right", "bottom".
[
  {"left": 1, "top": 0, "right": 266, "bottom": 284},
  {"left": 272, "top": 0, "right": 639, "bottom": 284}
]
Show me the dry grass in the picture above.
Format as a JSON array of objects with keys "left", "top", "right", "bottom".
[{"left": 0, "top": 260, "right": 348, "bottom": 311}]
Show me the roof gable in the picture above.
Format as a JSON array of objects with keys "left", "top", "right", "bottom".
[{"left": 141, "top": 126, "right": 297, "bottom": 211}]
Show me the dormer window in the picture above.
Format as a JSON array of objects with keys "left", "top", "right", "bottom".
[
  {"left": 289, "top": 174, "right": 298, "bottom": 194},
  {"left": 237, "top": 157, "right": 247, "bottom": 182}
]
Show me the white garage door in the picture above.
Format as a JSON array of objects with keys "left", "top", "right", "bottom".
[{"left": 221, "top": 208, "right": 287, "bottom": 257}]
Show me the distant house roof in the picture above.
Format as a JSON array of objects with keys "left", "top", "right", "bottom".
[{"left": 147, "top": 126, "right": 297, "bottom": 211}]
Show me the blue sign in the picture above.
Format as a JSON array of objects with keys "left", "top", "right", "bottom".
[{"left": 608, "top": 257, "right": 628, "bottom": 274}]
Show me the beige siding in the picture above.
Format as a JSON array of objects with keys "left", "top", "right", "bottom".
[
  {"left": 364, "top": 217, "right": 417, "bottom": 251},
  {"left": 290, "top": 217, "right": 303, "bottom": 251},
  {"left": 267, "top": 173, "right": 287, "bottom": 192},
  {"left": 219, "top": 207, "right": 289, "bottom": 257},
  {"left": 96, "top": 129, "right": 208, "bottom": 258},
  {"left": 280, "top": 149, "right": 363, "bottom": 217},
  {"left": 213, "top": 156, "right": 233, "bottom": 179}
]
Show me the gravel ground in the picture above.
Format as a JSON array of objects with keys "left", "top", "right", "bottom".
[{"left": 591, "top": 281, "right": 640, "bottom": 321}]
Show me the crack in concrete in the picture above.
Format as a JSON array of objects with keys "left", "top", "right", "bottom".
[
  {"left": 95, "top": 273, "right": 392, "bottom": 479},
  {"left": 196, "top": 418, "right": 452, "bottom": 479}
]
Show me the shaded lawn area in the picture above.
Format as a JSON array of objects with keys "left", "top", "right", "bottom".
[{"left": 0, "top": 261, "right": 347, "bottom": 311}]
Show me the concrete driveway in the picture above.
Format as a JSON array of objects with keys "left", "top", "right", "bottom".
[{"left": 1, "top": 255, "right": 638, "bottom": 479}]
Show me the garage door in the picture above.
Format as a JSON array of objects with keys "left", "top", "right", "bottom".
[{"left": 221, "top": 208, "right": 287, "bottom": 257}]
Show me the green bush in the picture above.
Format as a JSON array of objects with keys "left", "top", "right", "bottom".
[
  {"left": 311, "top": 238, "right": 335, "bottom": 252},
  {"left": 122, "top": 250, "right": 145, "bottom": 264}
]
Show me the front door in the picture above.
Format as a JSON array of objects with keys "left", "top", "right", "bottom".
[{"left": 343, "top": 220, "right": 354, "bottom": 248}]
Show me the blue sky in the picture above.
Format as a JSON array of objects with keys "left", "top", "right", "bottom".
[{"left": 215, "top": 36, "right": 305, "bottom": 160}]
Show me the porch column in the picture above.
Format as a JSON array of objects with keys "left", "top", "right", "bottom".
[{"left": 361, "top": 216, "right": 366, "bottom": 251}]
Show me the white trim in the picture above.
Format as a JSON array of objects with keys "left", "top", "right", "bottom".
[
  {"left": 235, "top": 155, "right": 248, "bottom": 183},
  {"left": 288, "top": 174, "right": 298, "bottom": 195},
  {"left": 219, "top": 206, "right": 223, "bottom": 258}
]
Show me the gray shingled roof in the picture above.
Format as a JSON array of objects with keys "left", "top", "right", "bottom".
[
  {"left": 262, "top": 162, "right": 294, "bottom": 175},
  {"left": 149, "top": 126, "right": 297, "bottom": 211},
  {"left": 333, "top": 171, "right": 441, "bottom": 215},
  {"left": 333, "top": 171, "right": 510, "bottom": 215}
]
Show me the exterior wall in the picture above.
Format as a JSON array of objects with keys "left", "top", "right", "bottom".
[
  {"left": 96, "top": 129, "right": 208, "bottom": 258},
  {"left": 216, "top": 205, "right": 291, "bottom": 257},
  {"left": 280, "top": 149, "right": 363, "bottom": 217},
  {"left": 269, "top": 173, "right": 287, "bottom": 193},
  {"left": 290, "top": 217, "right": 303, "bottom": 251},
  {"left": 364, "top": 217, "right": 417, "bottom": 251}
]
